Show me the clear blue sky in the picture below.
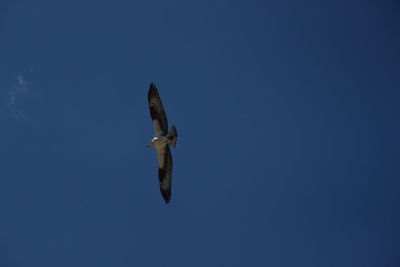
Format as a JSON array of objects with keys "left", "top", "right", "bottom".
[{"left": 1, "top": 0, "right": 399, "bottom": 266}]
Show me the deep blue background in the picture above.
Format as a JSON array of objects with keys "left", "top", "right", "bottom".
[{"left": 1, "top": 1, "right": 399, "bottom": 266}]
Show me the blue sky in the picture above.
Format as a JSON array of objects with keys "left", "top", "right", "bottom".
[{"left": 1, "top": 0, "right": 399, "bottom": 266}]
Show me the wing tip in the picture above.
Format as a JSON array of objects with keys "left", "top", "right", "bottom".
[
  {"left": 148, "top": 82, "right": 160, "bottom": 101},
  {"left": 161, "top": 190, "right": 171, "bottom": 204},
  {"left": 149, "top": 82, "right": 158, "bottom": 93}
]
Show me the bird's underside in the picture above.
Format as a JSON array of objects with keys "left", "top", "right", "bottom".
[{"left": 147, "top": 83, "right": 178, "bottom": 204}]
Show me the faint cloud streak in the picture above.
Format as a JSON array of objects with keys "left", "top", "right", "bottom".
[{"left": 7, "top": 75, "right": 28, "bottom": 119}]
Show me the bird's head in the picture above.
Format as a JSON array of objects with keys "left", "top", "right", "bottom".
[{"left": 146, "top": 137, "right": 158, "bottom": 147}]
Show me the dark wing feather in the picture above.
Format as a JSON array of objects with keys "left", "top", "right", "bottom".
[
  {"left": 157, "top": 145, "right": 173, "bottom": 203},
  {"left": 148, "top": 83, "right": 168, "bottom": 136}
]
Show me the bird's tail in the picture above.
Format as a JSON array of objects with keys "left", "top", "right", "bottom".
[{"left": 167, "top": 125, "right": 178, "bottom": 148}]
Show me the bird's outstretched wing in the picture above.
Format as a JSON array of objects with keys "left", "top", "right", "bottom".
[
  {"left": 148, "top": 83, "right": 168, "bottom": 136},
  {"left": 156, "top": 146, "right": 173, "bottom": 203}
]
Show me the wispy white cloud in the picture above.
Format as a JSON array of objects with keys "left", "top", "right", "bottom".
[{"left": 7, "top": 75, "right": 29, "bottom": 119}]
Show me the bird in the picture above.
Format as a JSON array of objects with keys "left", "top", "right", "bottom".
[{"left": 147, "top": 83, "right": 178, "bottom": 204}]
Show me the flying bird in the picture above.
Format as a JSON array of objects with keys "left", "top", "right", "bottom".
[{"left": 147, "top": 83, "right": 178, "bottom": 203}]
